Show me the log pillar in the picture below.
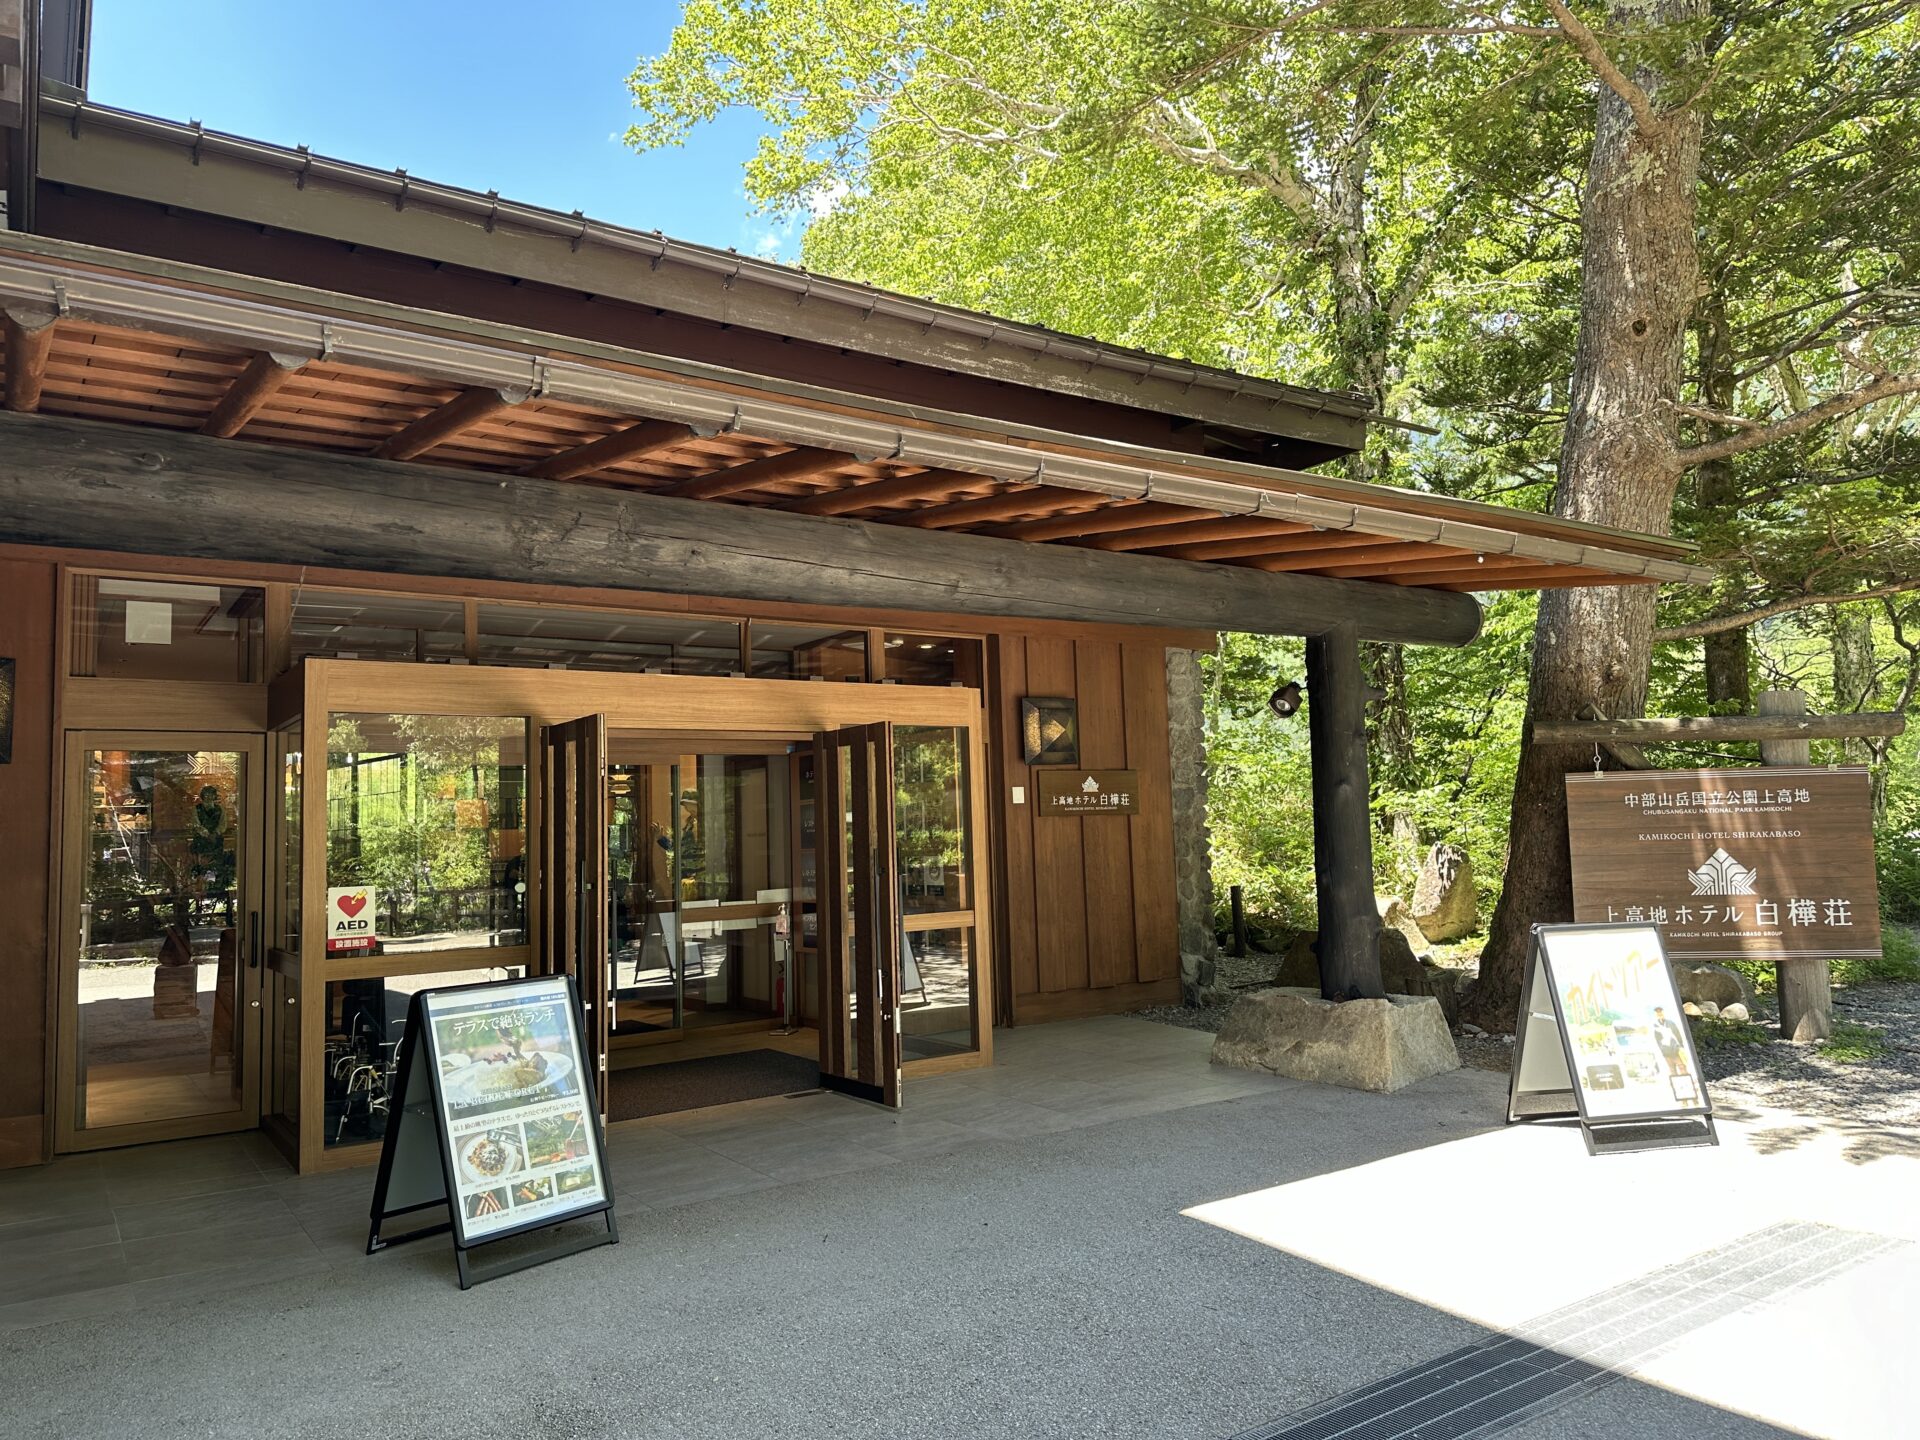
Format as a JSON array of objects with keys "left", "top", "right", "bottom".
[
  {"left": 1760, "top": 689, "right": 1833, "bottom": 1041},
  {"left": 1307, "top": 622, "right": 1386, "bottom": 1000}
]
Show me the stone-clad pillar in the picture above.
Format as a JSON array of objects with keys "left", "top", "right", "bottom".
[{"left": 1166, "top": 648, "right": 1222, "bottom": 1004}]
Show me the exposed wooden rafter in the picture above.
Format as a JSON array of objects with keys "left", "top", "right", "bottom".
[
  {"left": 886, "top": 485, "right": 1089, "bottom": 530},
  {"left": 778, "top": 468, "right": 988, "bottom": 517},
  {"left": 1427, "top": 566, "right": 1640, "bottom": 592},
  {"left": 523, "top": 418, "right": 695, "bottom": 481},
  {"left": 1083, "top": 515, "right": 1308, "bottom": 555},
  {"left": 662, "top": 447, "right": 861, "bottom": 501},
  {"left": 373, "top": 384, "right": 530, "bottom": 461},
  {"left": 3, "top": 305, "right": 57, "bottom": 414},
  {"left": 200, "top": 351, "right": 307, "bottom": 438},
  {"left": 1284, "top": 542, "right": 1467, "bottom": 577},
  {"left": 1158, "top": 528, "right": 1388, "bottom": 564},
  {"left": 1368, "top": 552, "right": 1546, "bottom": 583},
  {"left": 991, "top": 501, "right": 1206, "bottom": 542}
]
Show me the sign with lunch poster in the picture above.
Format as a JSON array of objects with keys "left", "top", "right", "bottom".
[
  {"left": 325, "top": 885, "right": 377, "bottom": 955},
  {"left": 366, "top": 974, "right": 617, "bottom": 1288},
  {"left": 1508, "top": 922, "right": 1717, "bottom": 1155},
  {"left": 1565, "top": 767, "right": 1880, "bottom": 961}
]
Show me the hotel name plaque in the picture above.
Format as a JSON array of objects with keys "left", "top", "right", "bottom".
[{"left": 1036, "top": 769, "right": 1139, "bottom": 816}]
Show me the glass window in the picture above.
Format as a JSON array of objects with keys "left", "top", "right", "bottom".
[
  {"left": 750, "top": 622, "right": 867, "bottom": 680},
  {"left": 901, "top": 927, "right": 976, "bottom": 1060},
  {"left": 71, "top": 575, "right": 264, "bottom": 682},
  {"left": 325, "top": 715, "right": 528, "bottom": 954},
  {"left": 883, "top": 633, "right": 982, "bottom": 688},
  {"left": 895, "top": 727, "right": 972, "bottom": 914},
  {"left": 475, "top": 605, "right": 742, "bottom": 675},
  {"left": 292, "top": 592, "right": 467, "bottom": 663},
  {"left": 323, "top": 964, "right": 524, "bottom": 1148}
]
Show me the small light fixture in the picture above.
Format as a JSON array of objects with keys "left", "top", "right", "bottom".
[{"left": 1267, "top": 680, "right": 1303, "bottom": 719}]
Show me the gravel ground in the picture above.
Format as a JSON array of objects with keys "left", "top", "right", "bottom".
[{"left": 1136, "top": 945, "right": 1920, "bottom": 1134}]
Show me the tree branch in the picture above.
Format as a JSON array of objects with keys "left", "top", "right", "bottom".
[
  {"left": 1671, "top": 373, "right": 1920, "bottom": 468},
  {"left": 1539, "top": 0, "right": 1665, "bottom": 137},
  {"left": 1654, "top": 580, "right": 1920, "bottom": 640}
]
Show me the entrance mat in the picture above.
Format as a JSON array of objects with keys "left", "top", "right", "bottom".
[{"left": 606, "top": 1049, "right": 822, "bottom": 1122}]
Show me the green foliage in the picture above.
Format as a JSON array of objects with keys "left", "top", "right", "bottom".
[
  {"left": 1692, "top": 1016, "right": 1774, "bottom": 1050},
  {"left": 1817, "top": 1020, "right": 1890, "bottom": 1063}
]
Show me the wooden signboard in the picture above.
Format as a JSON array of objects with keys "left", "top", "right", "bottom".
[
  {"left": 1035, "top": 768, "right": 1139, "bottom": 816},
  {"left": 1565, "top": 767, "right": 1881, "bottom": 961},
  {"left": 367, "top": 973, "right": 618, "bottom": 1288},
  {"left": 1509, "top": 922, "right": 1717, "bottom": 1155}
]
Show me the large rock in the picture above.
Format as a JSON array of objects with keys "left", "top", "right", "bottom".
[
  {"left": 1673, "top": 963, "right": 1753, "bottom": 1011},
  {"left": 1412, "top": 843, "right": 1478, "bottom": 942},
  {"left": 1377, "top": 895, "right": 1433, "bottom": 961},
  {"left": 1211, "top": 988, "right": 1460, "bottom": 1093}
]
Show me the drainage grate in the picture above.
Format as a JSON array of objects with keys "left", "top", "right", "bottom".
[{"left": 1230, "top": 1221, "right": 1903, "bottom": 1440}]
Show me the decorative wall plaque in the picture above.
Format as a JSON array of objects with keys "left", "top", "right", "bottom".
[
  {"left": 1036, "top": 769, "right": 1139, "bottom": 816},
  {"left": 1020, "top": 696, "right": 1079, "bottom": 766}
]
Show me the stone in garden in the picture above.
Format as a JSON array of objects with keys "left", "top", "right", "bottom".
[
  {"left": 1180, "top": 950, "right": 1230, "bottom": 1007},
  {"left": 1419, "top": 962, "right": 1462, "bottom": 1027},
  {"left": 1411, "top": 843, "right": 1477, "bottom": 942},
  {"left": 1683, "top": 1000, "right": 1720, "bottom": 1019},
  {"left": 1211, "top": 987, "right": 1460, "bottom": 1093},
  {"left": 1376, "top": 895, "right": 1433, "bottom": 960},
  {"left": 1277, "top": 928, "right": 1432, "bottom": 998},
  {"left": 1673, "top": 963, "right": 1753, "bottom": 1011},
  {"left": 1720, "top": 1002, "right": 1750, "bottom": 1024}
]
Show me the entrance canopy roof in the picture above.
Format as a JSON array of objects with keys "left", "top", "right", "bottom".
[{"left": 0, "top": 233, "right": 1711, "bottom": 596}]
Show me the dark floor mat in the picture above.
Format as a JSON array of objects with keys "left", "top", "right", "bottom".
[{"left": 606, "top": 1048, "right": 821, "bottom": 1122}]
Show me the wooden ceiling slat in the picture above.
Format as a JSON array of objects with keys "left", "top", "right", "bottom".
[
  {"left": 991, "top": 501, "right": 1205, "bottom": 542},
  {"left": 63, "top": 328, "right": 243, "bottom": 371},
  {"left": 661, "top": 447, "right": 856, "bottom": 501},
  {"left": 200, "top": 353, "right": 307, "bottom": 438},
  {"left": 43, "top": 367, "right": 226, "bottom": 408},
  {"left": 1424, "top": 565, "right": 1636, "bottom": 591},
  {"left": 778, "top": 469, "right": 988, "bottom": 517},
  {"left": 43, "top": 375, "right": 207, "bottom": 416},
  {"left": 39, "top": 394, "right": 203, "bottom": 429},
  {"left": 886, "top": 485, "right": 1095, "bottom": 530},
  {"left": 1240, "top": 540, "right": 1465, "bottom": 574},
  {"left": 1296, "top": 542, "right": 1480, "bottom": 578},
  {"left": 5, "top": 308, "right": 59, "bottom": 413},
  {"left": 1087, "top": 516, "right": 1310, "bottom": 555},
  {"left": 525, "top": 419, "right": 697, "bottom": 481},
  {"left": 1155, "top": 528, "right": 1389, "bottom": 563},
  {"left": 372, "top": 385, "right": 529, "bottom": 462}
]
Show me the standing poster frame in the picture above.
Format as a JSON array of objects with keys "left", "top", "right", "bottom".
[
  {"left": 366, "top": 973, "right": 618, "bottom": 1288},
  {"left": 1508, "top": 921, "right": 1718, "bottom": 1156}
]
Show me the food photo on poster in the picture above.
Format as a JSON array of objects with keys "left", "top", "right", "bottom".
[
  {"left": 1538, "top": 925, "right": 1706, "bottom": 1120},
  {"left": 420, "top": 979, "right": 608, "bottom": 1243}
]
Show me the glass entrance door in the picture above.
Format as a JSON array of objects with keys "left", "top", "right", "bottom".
[
  {"left": 817, "top": 723, "right": 903, "bottom": 1108},
  {"left": 58, "top": 734, "right": 267, "bottom": 1149},
  {"left": 538, "top": 714, "right": 611, "bottom": 1117}
]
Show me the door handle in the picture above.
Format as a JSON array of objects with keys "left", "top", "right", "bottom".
[{"left": 248, "top": 911, "right": 262, "bottom": 969}]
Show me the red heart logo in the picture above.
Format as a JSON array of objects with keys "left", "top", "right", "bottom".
[{"left": 338, "top": 892, "right": 367, "bottom": 917}]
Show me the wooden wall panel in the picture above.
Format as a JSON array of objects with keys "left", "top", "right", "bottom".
[
  {"left": 1024, "top": 635, "right": 1090, "bottom": 993},
  {"left": 1123, "top": 641, "right": 1180, "bottom": 984},
  {"left": 0, "top": 559, "right": 55, "bottom": 1167},
  {"left": 1075, "top": 639, "right": 1137, "bottom": 989},
  {"left": 992, "top": 636, "right": 1039, "bottom": 1005}
]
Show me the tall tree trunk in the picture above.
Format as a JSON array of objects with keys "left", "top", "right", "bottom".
[
  {"left": 1693, "top": 299, "right": 1752, "bottom": 710},
  {"left": 1465, "top": 5, "right": 1706, "bottom": 1029},
  {"left": 1829, "top": 604, "right": 1875, "bottom": 764}
]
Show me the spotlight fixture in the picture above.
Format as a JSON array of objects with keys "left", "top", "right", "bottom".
[{"left": 1267, "top": 680, "right": 1303, "bottom": 719}]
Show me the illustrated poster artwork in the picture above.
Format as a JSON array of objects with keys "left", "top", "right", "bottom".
[{"left": 1538, "top": 925, "right": 1706, "bottom": 1120}]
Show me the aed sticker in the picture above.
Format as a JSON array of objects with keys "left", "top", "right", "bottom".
[{"left": 326, "top": 886, "right": 378, "bottom": 954}]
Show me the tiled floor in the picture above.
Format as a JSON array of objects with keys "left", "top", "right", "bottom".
[{"left": 0, "top": 1016, "right": 1277, "bottom": 1334}]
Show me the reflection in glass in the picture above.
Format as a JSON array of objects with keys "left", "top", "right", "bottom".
[
  {"left": 895, "top": 727, "right": 971, "bottom": 914},
  {"left": 74, "top": 748, "right": 251, "bottom": 1130},
  {"left": 292, "top": 592, "right": 467, "bottom": 664},
  {"left": 901, "top": 927, "right": 976, "bottom": 1059},
  {"left": 882, "top": 633, "right": 982, "bottom": 688},
  {"left": 325, "top": 715, "right": 527, "bottom": 953},
  {"left": 477, "top": 605, "right": 743, "bottom": 675},
  {"left": 70, "top": 576, "right": 264, "bottom": 682},
  {"left": 322, "top": 965, "right": 524, "bottom": 1148},
  {"left": 749, "top": 622, "right": 867, "bottom": 680}
]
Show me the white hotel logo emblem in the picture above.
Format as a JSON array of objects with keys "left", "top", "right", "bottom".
[
  {"left": 1688, "top": 848, "right": 1758, "bottom": 896},
  {"left": 1081, "top": 776, "right": 1101, "bottom": 793}
]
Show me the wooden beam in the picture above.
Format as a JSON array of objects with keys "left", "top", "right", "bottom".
[
  {"left": 200, "top": 352, "right": 307, "bottom": 438},
  {"left": 372, "top": 384, "right": 529, "bottom": 461},
  {"left": 1161, "top": 529, "right": 1392, "bottom": 564},
  {"left": 1307, "top": 622, "right": 1385, "bottom": 999},
  {"left": 778, "top": 468, "right": 985, "bottom": 517},
  {"left": 1292, "top": 542, "right": 1470, "bottom": 578},
  {"left": 1083, "top": 515, "right": 1307, "bottom": 554},
  {"left": 886, "top": 485, "right": 1090, "bottom": 530},
  {"left": 1421, "top": 565, "right": 1629, "bottom": 590},
  {"left": 662, "top": 447, "right": 854, "bottom": 501},
  {"left": 3, "top": 306, "right": 57, "bottom": 414},
  {"left": 1533, "top": 711, "right": 1906, "bottom": 744},
  {"left": 0, "top": 411, "right": 1484, "bottom": 646},
  {"left": 992, "top": 501, "right": 1202, "bottom": 542},
  {"left": 523, "top": 418, "right": 695, "bottom": 481}
]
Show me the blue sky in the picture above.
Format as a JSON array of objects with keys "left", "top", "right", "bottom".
[{"left": 87, "top": 1, "right": 805, "bottom": 260}]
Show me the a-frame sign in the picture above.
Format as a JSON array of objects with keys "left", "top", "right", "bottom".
[
  {"left": 1508, "top": 922, "right": 1718, "bottom": 1156},
  {"left": 367, "top": 973, "right": 618, "bottom": 1288}
]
